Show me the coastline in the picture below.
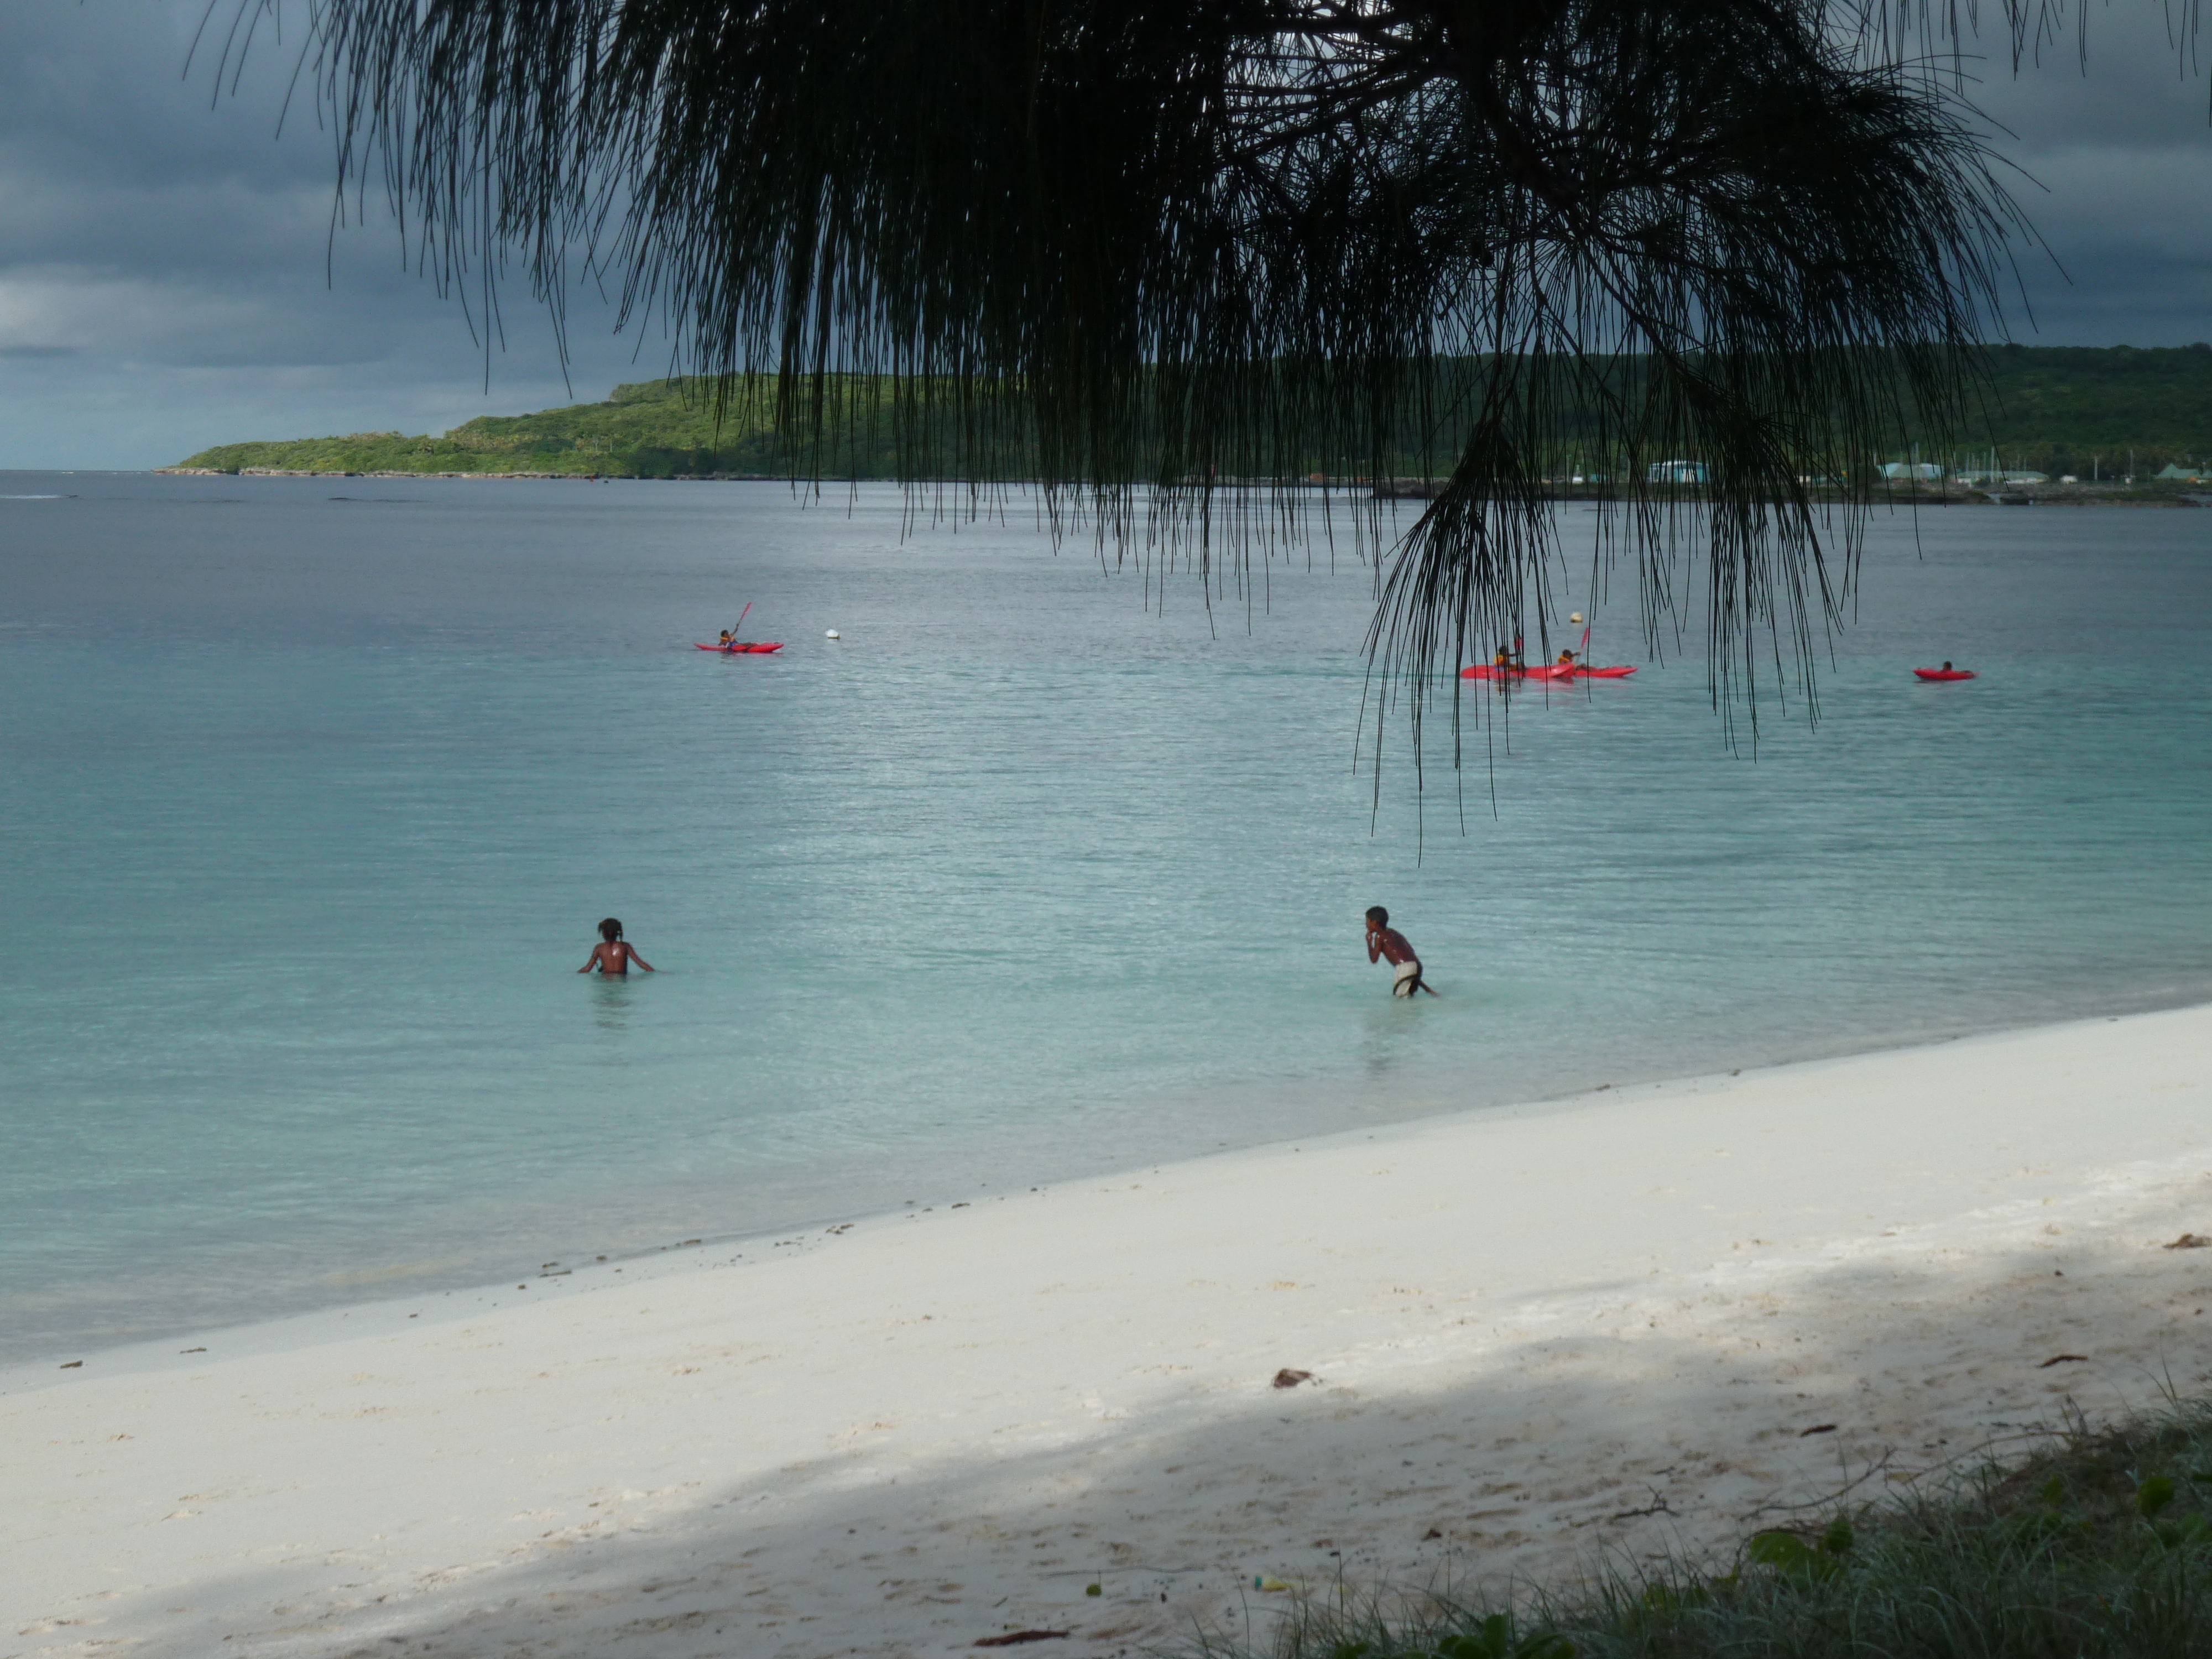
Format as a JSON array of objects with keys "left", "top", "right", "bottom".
[
  {"left": 150, "top": 464, "right": 2212, "bottom": 503},
  {"left": 12, "top": 980, "right": 2211, "bottom": 1375},
  {"left": 8, "top": 1004, "right": 2211, "bottom": 1656}
]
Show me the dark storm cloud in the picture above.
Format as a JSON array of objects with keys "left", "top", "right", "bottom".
[
  {"left": 0, "top": 1, "right": 2206, "bottom": 467},
  {"left": 1, "top": 4, "right": 404, "bottom": 357},
  {"left": 0, "top": 0, "right": 647, "bottom": 466},
  {"left": 1971, "top": 8, "right": 2212, "bottom": 340}
]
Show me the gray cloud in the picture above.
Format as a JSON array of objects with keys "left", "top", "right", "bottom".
[
  {"left": 1965, "top": 7, "right": 2212, "bottom": 336},
  {"left": 0, "top": 0, "right": 651, "bottom": 466},
  {"left": 0, "top": 1, "right": 2207, "bottom": 468}
]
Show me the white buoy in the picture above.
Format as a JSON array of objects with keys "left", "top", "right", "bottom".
[{"left": 825, "top": 630, "right": 841, "bottom": 639}]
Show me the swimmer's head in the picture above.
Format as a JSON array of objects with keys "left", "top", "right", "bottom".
[
  {"left": 599, "top": 917, "right": 623, "bottom": 942},
  {"left": 1365, "top": 906, "right": 1389, "bottom": 927}
]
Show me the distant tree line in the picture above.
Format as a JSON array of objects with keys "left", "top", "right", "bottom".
[{"left": 176, "top": 346, "right": 2212, "bottom": 484}]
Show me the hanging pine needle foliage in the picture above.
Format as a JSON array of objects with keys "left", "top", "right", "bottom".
[{"left": 205, "top": 0, "right": 2072, "bottom": 768}]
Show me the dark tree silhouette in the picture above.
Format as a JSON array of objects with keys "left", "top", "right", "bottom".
[{"left": 203, "top": 2, "right": 2161, "bottom": 767}]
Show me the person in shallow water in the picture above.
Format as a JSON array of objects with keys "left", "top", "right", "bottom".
[
  {"left": 580, "top": 917, "right": 654, "bottom": 975},
  {"left": 1365, "top": 906, "right": 1435, "bottom": 998}
]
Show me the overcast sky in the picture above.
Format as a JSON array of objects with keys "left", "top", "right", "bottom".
[{"left": 1, "top": 1, "right": 2208, "bottom": 470}]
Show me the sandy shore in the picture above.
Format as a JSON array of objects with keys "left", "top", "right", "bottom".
[{"left": 9, "top": 1005, "right": 2212, "bottom": 1658}]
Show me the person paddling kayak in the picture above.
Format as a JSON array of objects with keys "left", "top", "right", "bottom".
[
  {"left": 580, "top": 917, "right": 654, "bottom": 976},
  {"left": 1365, "top": 906, "right": 1435, "bottom": 998}
]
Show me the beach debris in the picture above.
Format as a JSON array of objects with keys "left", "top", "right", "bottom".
[
  {"left": 2039, "top": 1353, "right": 2090, "bottom": 1368},
  {"left": 1798, "top": 1423, "right": 1838, "bottom": 1437},
  {"left": 1423, "top": 1527, "right": 1444, "bottom": 1540},
  {"left": 59, "top": 1360, "right": 82, "bottom": 1369},
  {"left": 180, "top": 1347, "right": 206, "bottom": 1354},
  {"left": 1084, "top": 1583, "right": 1102, "bottom": 1596},
  {"left": 1271, "top": 1369, "right": 1314, "bottom": 1389},
  {"left": 2164, "top": 1233, "right": 2211, "bottom": 1250},
  {"left": 974, "top": 1632, "right": 1070, "bottom": 1647},
  {"left": 1254, "top": 1575, "right": 1298, "bottom": 1593}
]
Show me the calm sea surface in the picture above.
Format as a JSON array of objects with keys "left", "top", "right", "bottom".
[{"left": 4, "top": 472, "right": 2209, "bottom": 1361}]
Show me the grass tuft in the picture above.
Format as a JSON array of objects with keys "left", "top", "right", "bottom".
[{"left": 1186, "top": 1398, "right": 2212, "bottom": 1659}]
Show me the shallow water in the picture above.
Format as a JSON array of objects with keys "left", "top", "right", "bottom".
[{"left": 4, "top": 473, "right": 2208, "bottom": 1361}]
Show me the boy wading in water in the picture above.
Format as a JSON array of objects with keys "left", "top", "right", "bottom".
[
  {"left": 580, "top": 917, "right": 654, "bottom": 976},
  {"left": 1365, "top": 906, "right": 1435, "bottom": 997}
]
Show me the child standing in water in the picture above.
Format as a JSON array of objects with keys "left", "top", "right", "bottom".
[
  {"left": 580, "top": 917, "right": 654, "bottom": 975},
  {"left": 1365, "top": 906, "right": 1434, "bottom": 997}
]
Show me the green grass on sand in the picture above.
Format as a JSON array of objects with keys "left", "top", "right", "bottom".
[{"left": 1196, "top": 1397, "right": 2212, "bottom": 1659}]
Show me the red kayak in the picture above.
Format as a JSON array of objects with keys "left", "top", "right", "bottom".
[
  {"left": 695, "top": 642, "right": 785, "bottom": 654},
  {"left": 1461, "top": 663, "right": 1637, "bottom": 681},
  {"left": 1913, "top": 667, "right": 1976, "bottom": 681}
]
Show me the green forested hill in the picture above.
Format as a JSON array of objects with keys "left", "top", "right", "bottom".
[
  {"left": 171, "top": 346, "right": 2212, "bottom": 480},
  {"left": 1966, "top": 345, "right": 2212, "bottom": 475},
  {"left": 171, "top": 377, "right": 896, "bottom": 479}
]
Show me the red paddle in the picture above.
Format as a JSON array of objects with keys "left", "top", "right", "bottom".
[{"left": 725, "top": 601, "right": 752, "bottom": 648}]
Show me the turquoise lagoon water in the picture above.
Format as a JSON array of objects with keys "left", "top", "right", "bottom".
[{"left": 3, "top": 472, "right": 2209, "bottom": 1361}]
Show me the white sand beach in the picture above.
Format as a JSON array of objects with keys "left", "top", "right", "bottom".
[{"left": 8, "top": 1004, "right": 2211, "bottom": 1659}]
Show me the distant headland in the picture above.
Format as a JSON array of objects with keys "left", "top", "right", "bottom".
[
  {"left": 164, "top": 345, "right": 2212, "bottom": 493},
  {"left": 164, "top": 377, "right": 833, "bottom": 481}
]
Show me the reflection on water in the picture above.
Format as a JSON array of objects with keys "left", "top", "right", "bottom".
[
  {"left": 1357, "top": 992, "right": 1429, "bottom": 1078},
  {"left": 588, "top": 973, "right": 635, "bottom": 1032}
]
